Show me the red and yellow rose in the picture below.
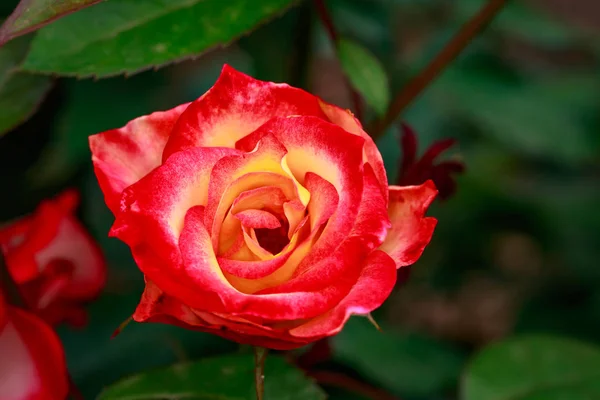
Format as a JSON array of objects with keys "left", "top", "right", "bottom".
[{"left": 90, "top": 65, "right": 437, "bottom": 349}]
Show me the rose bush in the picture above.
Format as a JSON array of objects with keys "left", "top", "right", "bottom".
[
  {"left": 0, "top": 190, "right": 105, "bottom": 326},
  {"left": 0, "top": 291, "right": 69, "bottom": 400},
  {"left": 89, "top": 65, "right": 437, "bottom": 349}
]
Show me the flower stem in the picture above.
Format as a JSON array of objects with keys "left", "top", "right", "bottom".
[
  {"left": 368, "top": 0, "right": 508, "bottom": 139},
  {"left": 313, "top": 0, "right": 363, "bottom": 121},
  {"left": 254, "top": 346, "right": 268, "bottom": 400}
]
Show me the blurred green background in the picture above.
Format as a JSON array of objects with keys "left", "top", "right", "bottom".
[{"left": 1, "top": 0, "right": 599, "bottom": 399}]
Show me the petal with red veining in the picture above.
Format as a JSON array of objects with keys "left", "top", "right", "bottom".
[
  {"left": 234, "top": 209, "right": 281, "bottom": 229},
  {"left": 0, "top": 306, "right": 69, "bottom": 400},
  {"left": 289, "top": 250, "right": 396, "bottom": 338},
  {"left": 177, "top": 206, "right": 363, "bottom": 320},
  {"left": 89, "top": 103, "right": 190, "bottom": 215},
  {"left": 379, "top": 181, "right": 438, "bottom": 268},
  {"left": 111, "top": 146, "right": 241, "bottom": 248},
  {"left": 162, "top": 65, "right": 327, "bottom": 158},
  {"left": 236, "top": 116, "right": 365, "bottom": 265},
  {"left": 318, "top": 99, "right": 388, "bottom": 195}
]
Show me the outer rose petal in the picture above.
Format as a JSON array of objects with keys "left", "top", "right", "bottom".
[
  {"left": 0, "top": 305, "right": 69, "bottom": 400},
  {"left": 133, "top": 281, "right": 311, "bottom": 350},
  {"left": 379, "top": 181, "right": 438, "bottom": 269},
  {"left": 111, "top": 146, "right": 241, "bottom": 249},
  {"left": 89, "top": 102, "right": 191, "bottom": 215},
  {"left": 318, "top": 99, "right": 388, "bottom": 196},
  {"left": 289, "top": 250, "right": 397, "bottom": 338},
  {"left": 162, "top": 65, "right": 327, "bottom": 158}
]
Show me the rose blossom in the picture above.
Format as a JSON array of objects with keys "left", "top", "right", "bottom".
[
  {"left": 89, "top": 65, "right": 437, "bottom": 349},
  {"left": 0, "top": 190, "right": 105, "bottom": 326},
  {"left": 0, "top": 291, "right": 69, "bottom": 400}
]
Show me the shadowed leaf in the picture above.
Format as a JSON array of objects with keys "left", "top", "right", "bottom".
[
  {"left": 21, "top": 0, "right": 296, "bottom": 78},
  {"left": 0, "top": 0, "right": 104, "bottom": 45},
  {"left": 462, "top": 335, "right": 600, "bottom": 400},
  {"left": 0, "top": 34, "right": 52, "bottom": 136},
  {"left": 98, "top": 354, "right": 326, "bottom": 400}
]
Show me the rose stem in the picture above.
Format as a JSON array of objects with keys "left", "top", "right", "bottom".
[
  {"left": 254, "top": 346, "right": 269, "bottom": 400},
  {"left": 0, "top": 253, "right": 85, "bottom": 400},
  {"left": 313, "top": 0, "right": 364, "bottom": 121},
  {"left": 368, "top": 0, "right": 508, "bottom": 140},
  {"left": 308, "top": 370, "right": 402, "bottom": 400}
]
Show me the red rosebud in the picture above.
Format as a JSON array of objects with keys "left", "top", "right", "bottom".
[
  {"left": 0, "top": 190, "right": 106, "bottom": 327},
  {"left": 0, "top": 292, "right": 69, "bottom": 400},
  {"left": 398, "top": 123, "right": 465, "bottom": 200}
]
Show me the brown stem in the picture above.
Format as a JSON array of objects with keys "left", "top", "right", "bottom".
[
  {"left": 368, "top": 0, "right": 508, "bottom": 139},
  {"left": 308, "top": 370, "right": 402, "bottom": 400},
  {"left": 254, "top": 347, "right": 268, "bottom": 400},
  {"left": 0, "top": 253, "right": 85, "bottom": 400},
  {"left": 313, "top": 0, "right": 363, "bottom": 121}
]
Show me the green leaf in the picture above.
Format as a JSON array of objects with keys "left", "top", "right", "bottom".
[
  {"left": 337, "top": 37, "right": 390, "bottom": 116},
  {"left": 462, "top": 335, "right": 600, "bottom": 400},
  {"left": 0, "top": 34, "right": 52, "bottom": 136},
  {"left": 21, "top": 0, "right": 297, "bottom": 78},
  {"left": 98, "top": 354, "right": 326, "bottom": 400},
  {"left": 332, "top": 317, "right": 466, "bottom": 398},
  {"left": 0, "top": 0, "right": 103, "bottom": 45}
]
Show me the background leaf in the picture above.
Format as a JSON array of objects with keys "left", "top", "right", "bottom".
[
  {"left": 337, "top": 37, "right": 390, "bottom": 115},
  {"left": 21, "top": 0, "right": 296, "bottom": 78},
  {"left": 332, "top": 317, "right": 466, "bottom": 398},
  {"left": 0, "top": 0, "right": 103, "bottom": 45},
  {"left": 0, "top": 34, "right": 51, "bottom": 136},
  {"left": 98, "top": 354, "right": 326, "bottom": 400},
  {"left": 462, "top": 335, "right": 600, "bottom": 400}
]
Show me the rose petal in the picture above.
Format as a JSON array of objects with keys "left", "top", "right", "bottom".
[
  {"left": 162, "top": 65, "right": 327, "bottom": 158},
  {"left": 37, "top": 209, "right": 105, "bottom": 300},
  {"left": 205, "top": 134, "right": 304, "bottom": 250},
  {"left": 223, "top": 216, "right": 310, "bottom": 291},
  {"left": 218, "top": 186, "right": 287, "bottom": 255},
  {"left": 236, "top": 116, "right": 365, "bottom": 266},
  {"left": 234, "top": 209, "right": 281, "bottom": 230},
  {"left": 0, "top": 306, "right": 68, "bottom": 400},
  {"left": 318, "top": 99, "right": 388, "bottom": 197},
  {"left": 289, "top": 250, "right": 397, "bottom": 338},
  {"left": 175, "top": 206, "right": 362, "bottom": 320},
  {"left": 89, "top": 103, "right": 190, "bottom": 215},
  {"left": 133, "top": 281, "right": 310, "bottom": 350},
  {"left": 304, "top": 172, "right": 339, "bottom": 231},
  {"left": 379, "top": 181, "right": 438, "bottom": 268},
  {"left": 111, "top": 146, "right": 241, "bottom": 248},
  {"left": 269, "top": 166, "right": 390, "bottom": 294}
]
